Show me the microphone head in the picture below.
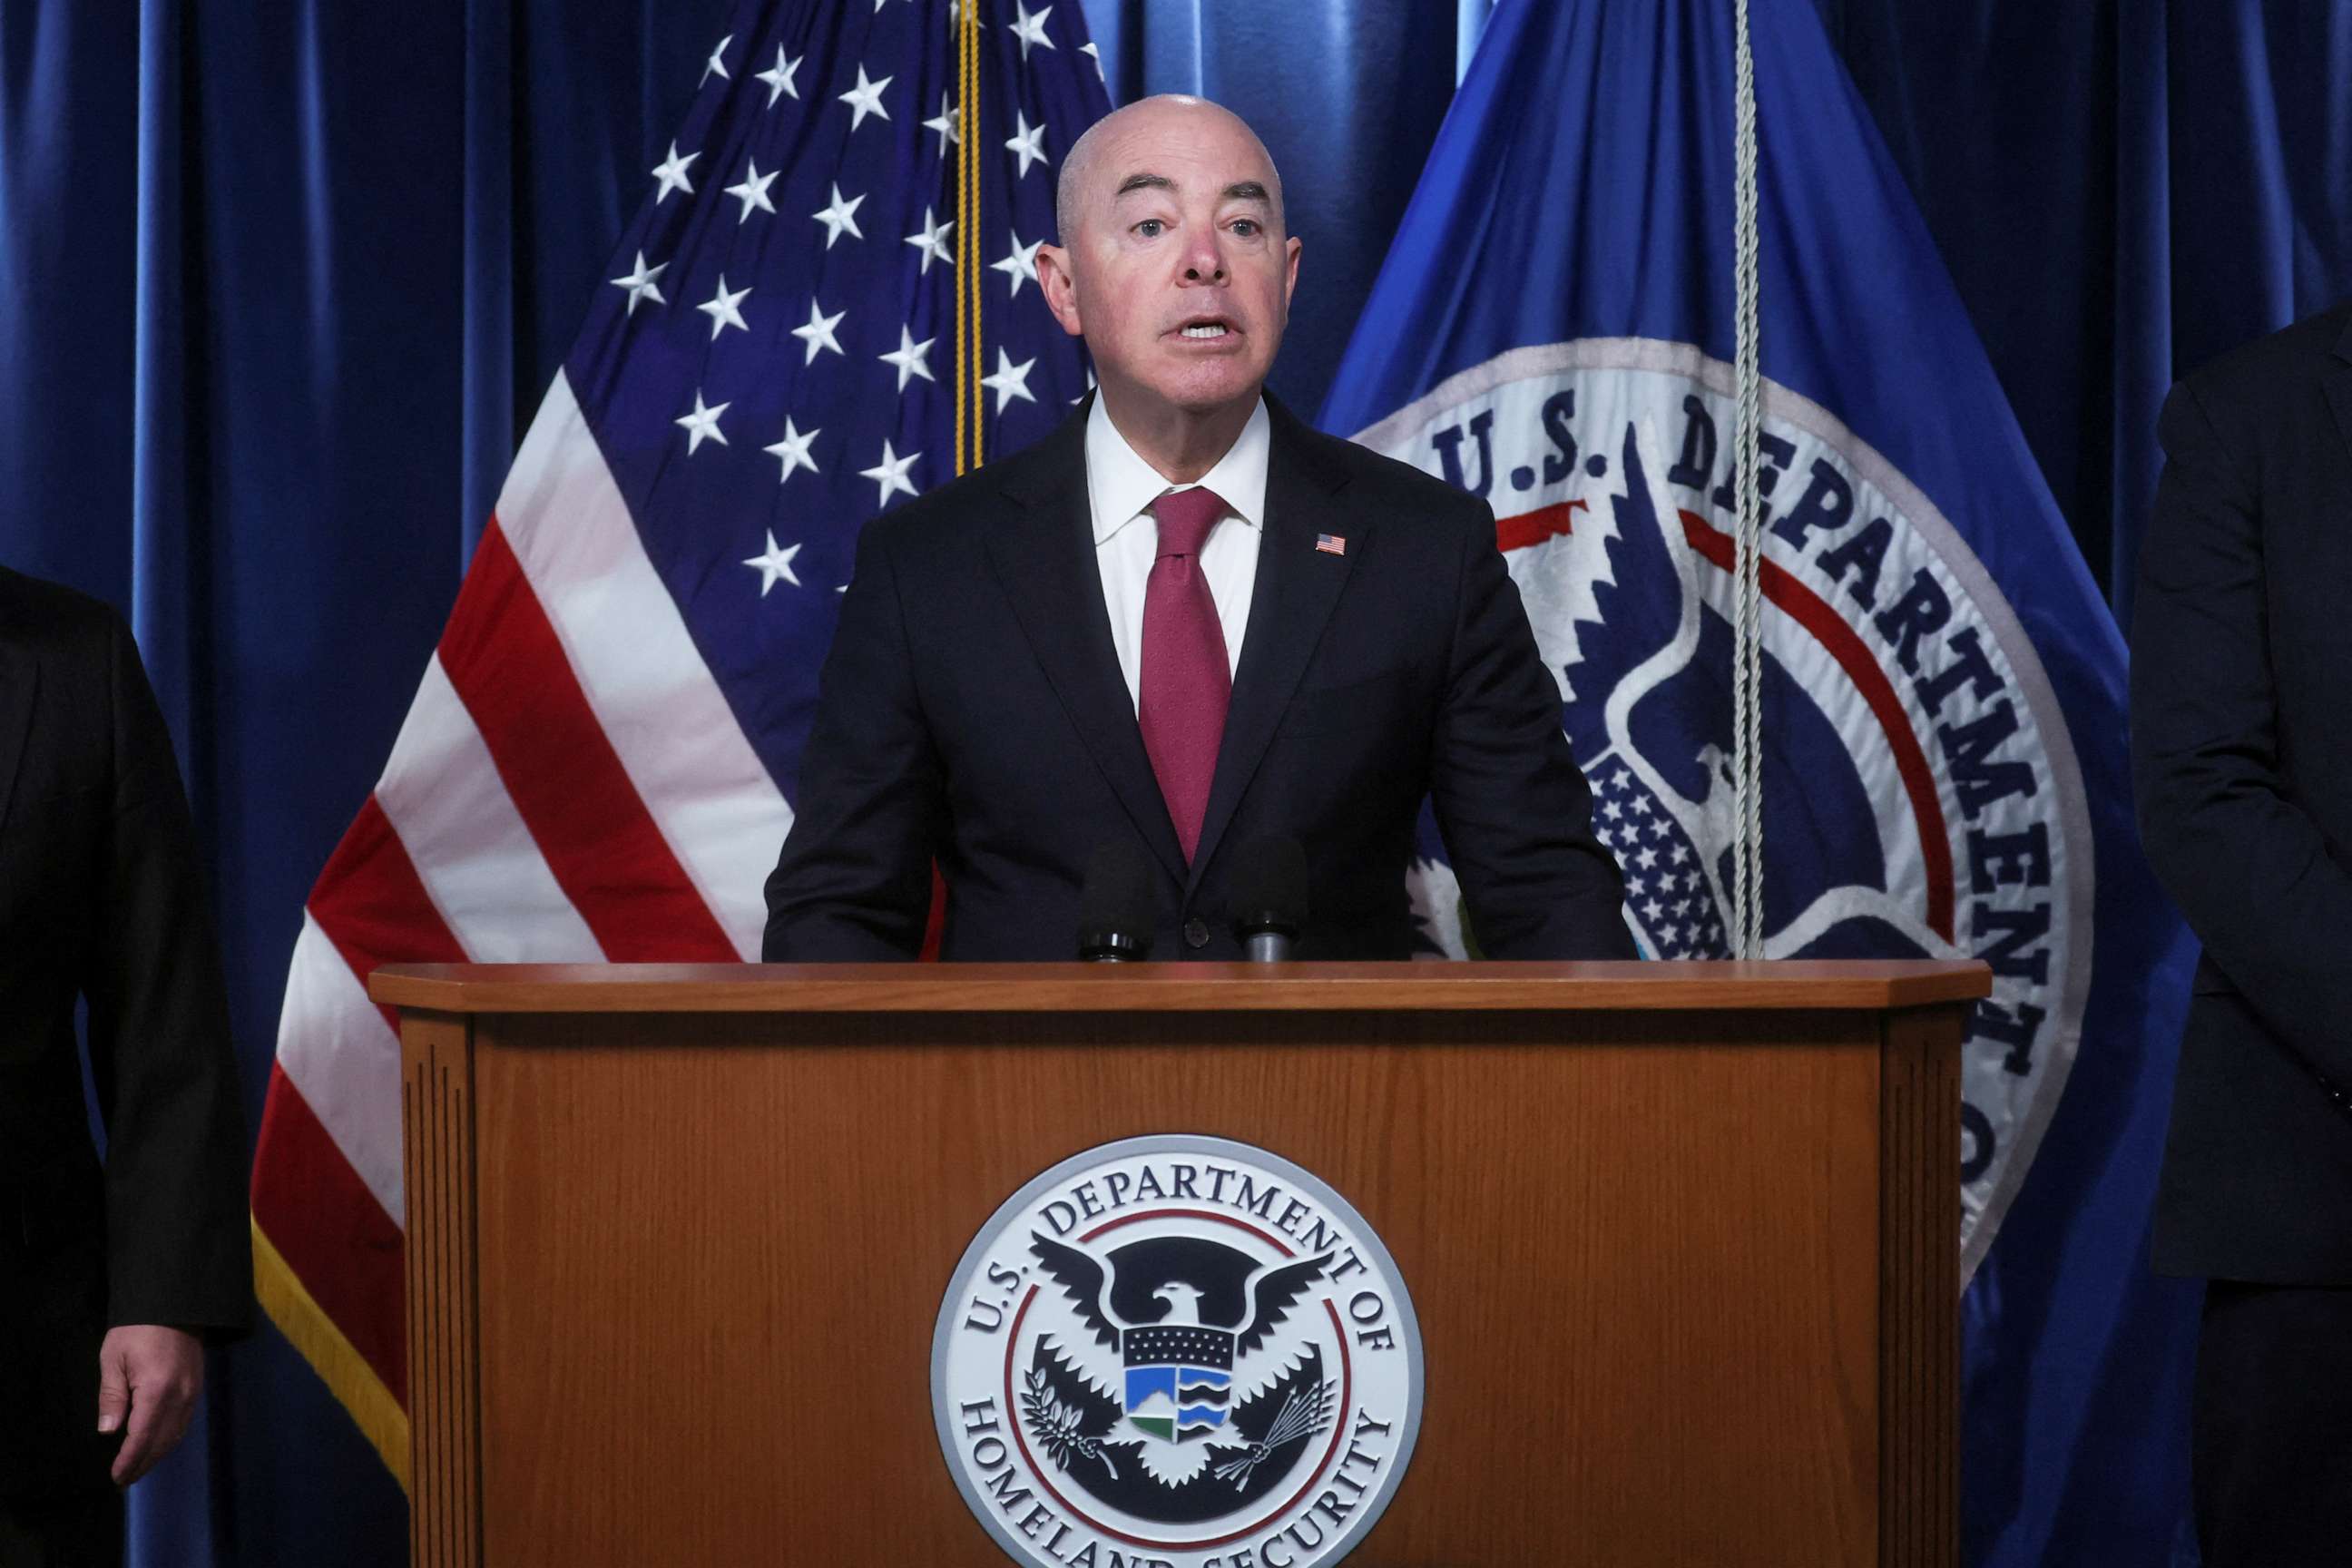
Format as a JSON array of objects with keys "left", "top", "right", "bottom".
[
  {"left": 1230, "top": 836, "right": 1308, "bottom": 941},
  {"left": 1078, "top": 841, "right": 1157, "bottom": 961}
]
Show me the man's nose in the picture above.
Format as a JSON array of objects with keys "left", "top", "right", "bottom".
[{"left": 1179, "top": 228, "right": 1227, "bottom": 283}]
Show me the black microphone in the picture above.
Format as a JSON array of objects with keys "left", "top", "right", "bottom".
[
  {"left": 1230, "top": 837, "right": 1308, "bottom": 962},
  {"left": 1077, "top": 841, "right": 1156, "bottom": 962}
]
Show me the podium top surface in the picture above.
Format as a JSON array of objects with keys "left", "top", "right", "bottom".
[{"left": 368, "top": 960, "right": 1989, "bottom": 1014}]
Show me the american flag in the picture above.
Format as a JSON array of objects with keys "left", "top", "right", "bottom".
[{"left": 247, "top": 0, "right": 1110, "bottom": 1482}]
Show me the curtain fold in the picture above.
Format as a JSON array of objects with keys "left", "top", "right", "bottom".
[{"left": 1818, "top": 0, "right": 2352, "bottom": 623}]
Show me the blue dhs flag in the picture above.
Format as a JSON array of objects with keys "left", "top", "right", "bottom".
[{"left": 1320, "top": 1, "right": 2201, "bottom": 1561}]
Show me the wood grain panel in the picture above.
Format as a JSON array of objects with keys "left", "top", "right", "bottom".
[
  {"left": 1879, "top": 1006, "right": 1963, "bottom": 1568},
  {"left": 370, "top": 960, "right": 1990, "bottom": 1015},
  {"left": 459, "top": 1006, "right": 1913, "bottom": 1566},
  {"left": 401, "top": 1010, "right": 481, "bottom": 1568}
]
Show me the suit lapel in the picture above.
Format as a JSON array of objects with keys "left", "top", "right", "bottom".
[
  {"left": 985, "top": 401, "right": 1190, "bottom": 885},
  {"left": 0, "top": 592, "right": 38, "bottom": 841},
  {"left": 2324, "top": 309, "right": 2352, "bottom": 480},
  {"left": 1188, "top": 397, "right": 1358, "bottom": 890}
]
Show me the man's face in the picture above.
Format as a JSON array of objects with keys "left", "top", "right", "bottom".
[{"left": 1039, "top": 102, "right": 1302, "bottom": 422}]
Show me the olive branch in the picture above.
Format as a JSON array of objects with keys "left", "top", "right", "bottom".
[
  {"left": 1212, "top": 1379, "right": 1334, "bottom": 1490},
  {"left": 1020, "top": 1367, "right": 1121, "bottom": 1481}
]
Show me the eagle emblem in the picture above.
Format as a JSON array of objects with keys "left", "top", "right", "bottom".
[{"left": 1021, "top": 1230, "right": 1338, "bottom": 1505}]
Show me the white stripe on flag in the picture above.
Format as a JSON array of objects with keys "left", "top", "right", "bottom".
[
  {"left": 494, "top": 371, "right": 792, "bottom": 959},
  {"left": 377, "top": 654, "right": 607, "bottom": 963},
  {"left": 272, "top": 912, "right": 405, "bottom": 1223}
]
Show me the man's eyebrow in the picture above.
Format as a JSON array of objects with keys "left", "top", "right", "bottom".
[
  {"left": 1223, "top": 181, "right": 1271, "bottom": 205},
  {"left": 1114, "top": 172, "right": 1174, "bottom": 198}
]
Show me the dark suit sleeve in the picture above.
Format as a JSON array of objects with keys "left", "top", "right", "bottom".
[
  {"left": 83, "top": 614, "right": 252, "bottom": 1337},
  {"left": 1428, "top": 500, "right": 1636, "bottom": 959},
  {"left": 761, "top": 521, "right": 946, "bottom": 960},
  {"left": 2131, "top": 377, "right": 2352, "bottom": 1087}
]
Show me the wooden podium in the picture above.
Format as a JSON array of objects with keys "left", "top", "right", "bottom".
[{"left": 374, "top": 960, "right": 1987, "bottom": 1568}]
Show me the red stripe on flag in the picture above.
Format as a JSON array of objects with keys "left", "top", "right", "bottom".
[
  {"left": 308, "top": 794, "right": 466, "bottom": 1034},
  {"left": 307, "top": 794, "right": 467, "bottom": 1037},
  {"left": 1677, "top": 508, "right": 1957, "bottom": 943},
  {"left": 436, "top": 521, "right": 736, "bottom": 961},
  {"left": 250, "top": 1064, "right": 409, "bottom": 1406},
  {"left": 1494, "top": 497, "right": 1590, "bottom": 553}
]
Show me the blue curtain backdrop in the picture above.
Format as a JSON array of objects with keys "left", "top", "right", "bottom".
[{"left": 2, "top": 1, "right": 2347, "bottom": 1562}]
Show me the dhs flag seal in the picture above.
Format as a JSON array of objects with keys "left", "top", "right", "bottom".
[
  {"left": 1319, "top": 1, "right": 2200, "bottom": 1560},
  {"left": 933, "top": 1137, "right": 1422, "bottom": 1568},
  {"left": 1358, "top": 338, "right": 2088, "bottom": 1271}
]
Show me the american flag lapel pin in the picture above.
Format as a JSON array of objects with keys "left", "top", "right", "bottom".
[{"left": 1315, "top": 533, "right": 1348, "bottom": 556}]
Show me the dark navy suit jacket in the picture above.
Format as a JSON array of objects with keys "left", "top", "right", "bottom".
[
  {"left": 763, "top": 394, "right": 1633, "bottom": 963},
  {"left": 2132, "top": 301, "right": 2352, "bottom": 1283},
  {"left": 0, "top": 569, "right": 250, "bottom": 1493}
]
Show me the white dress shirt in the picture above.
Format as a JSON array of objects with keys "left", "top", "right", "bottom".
[{"left": 1086, "top": 395, "right": 1271, "bottom": 713}]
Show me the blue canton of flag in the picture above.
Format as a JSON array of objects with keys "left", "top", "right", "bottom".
[
  {"left": 1322, "top": 0, "right": 2201, "bottom": 1563},
  {"left": 569, "top": 0, "right": 1110, "bottom": 801}
]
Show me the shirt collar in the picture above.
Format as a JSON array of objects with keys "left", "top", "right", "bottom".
[{"left": 1086, "top": 394, "right": 1272, "bottom": 545}]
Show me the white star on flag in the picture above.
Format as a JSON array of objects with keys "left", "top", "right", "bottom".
[
  {"left": 947, "top": 0, "right": 986, "bottom": 28},
  {"left": 879, "top": 326, "right": 937, "bottom": 392},
  {"left": 791, "top": 299, "right": 847, "bottom": 364},
  {"left": 743, "top": 532, "right": 803, "bottom": 595},
  {"left": 698, "top": 275, "right": 750, "bottom": 339},
  {"left": 726, "top": 158, "right": 779, "bottom": 222},
  {"left": 905, "top": 207, "right": 954, "bottom": 274},
  {"left": 702, "top": 34, "right": 732, "bottom": 83},
  {"left": 651, "top": 142, "right": 698, "bottom": 202},
  {"left": 923, "top": 94, "right": 961, "bottom": 152},
  {"left": 812, "top": 183, "right": 867, "bottom": 248},
  {"left": 763, "top": 417, "right": 821, "bottom": 483},
  {"left": 993, "top": 232, "right": 1044, "bottom": 298},
  {"left": 838, "top": 65, "right": 893, "bottom": 131},
  {"left": 1081, "top": 41, "right": 1104, "bottom": 82},
  {"left": 755, "top": 46, "right": 802, "bottom": 106},
  {"left": 676, "top": 391, "right": 730, "bottom": 453},
  {"left": 1004, "top": 112, "right": 1048, "bottom": 179},
  {"left": 1010, "top": 4, "right": 1055, "bottom": 59},
  {"left": 981, "top": 349, "right": 1038, "bottom": 412},
  {"left": 609, "top": 251, "right": 667, "bottom": 315},
  {"left": 860, "top": 439, "right": 922, "bottom": 506}
]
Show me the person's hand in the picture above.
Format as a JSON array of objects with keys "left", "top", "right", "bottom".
[{"left": 96, "top": 1324, "right": 205, "bottom": 1485}]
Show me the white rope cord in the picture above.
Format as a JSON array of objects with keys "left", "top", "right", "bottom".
[{"left": 1730, "top": 0, "right": 1766, "bottom": 959}]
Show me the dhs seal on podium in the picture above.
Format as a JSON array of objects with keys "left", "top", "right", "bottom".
[{"left": 933, "top": 1137, "right": 1422, "bottom": 1567}]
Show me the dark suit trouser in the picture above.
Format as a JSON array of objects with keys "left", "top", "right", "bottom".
[
  {"left": 1, "top": 1213, "right": 122, "bottom": 1568},
  {"left": 2194, "top": 1280, "right": 2352, "bottom": 1566},
  {"left": 0, "top": 1486, "right": 120, "bottom": 1568}
]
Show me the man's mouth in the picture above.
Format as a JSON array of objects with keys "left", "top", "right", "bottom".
[{"left": 1173, "top": 318, "right": 1235, "bottom": 340}]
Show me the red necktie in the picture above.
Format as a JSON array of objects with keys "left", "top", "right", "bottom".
[{"left": 1139, "top": 486, "right": 1232, "bottom": 864}]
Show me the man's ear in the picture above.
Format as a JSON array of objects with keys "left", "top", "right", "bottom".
[
  {"left": 1283, "top": 234, "right": 1302, "bottom": 309},
  {"left": 1036, "top": 242, "right": 1084, "bottom": 338}
]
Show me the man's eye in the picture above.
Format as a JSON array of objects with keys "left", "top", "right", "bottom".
[
  {"left": 1231, "top": 219, "right": 1259, "bottom": 237},
  {"left": 1135, "top": 219, "right": 1164, "bottom": 238}
]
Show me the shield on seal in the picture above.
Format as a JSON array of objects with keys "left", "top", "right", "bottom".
[{"left": 1122, "top": 1321, "right": 1234, "bottom": 1444}]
